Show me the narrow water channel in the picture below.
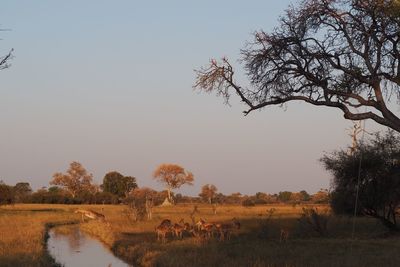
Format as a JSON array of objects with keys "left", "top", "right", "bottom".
[{"left": 47, "top": 225, "right": 130, "bottom": 267}]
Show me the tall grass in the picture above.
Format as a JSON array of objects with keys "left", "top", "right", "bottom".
[{"left": 0, "top": 204, "right": 76, "bottom": 267}]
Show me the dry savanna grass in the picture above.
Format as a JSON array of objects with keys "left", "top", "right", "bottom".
[
  {"left": 1, "top": 203, "right": 400, "bottom": 267},
  {"left": 0, "top": 204, "right": 78, "bottom": 267}
]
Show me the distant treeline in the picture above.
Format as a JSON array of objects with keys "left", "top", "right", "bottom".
[
  {"left": 0, "top": 180, "right": 329, "bottom": 206},
  {"left": 0, "top": 162, "right": 329, "bottom": 206}
]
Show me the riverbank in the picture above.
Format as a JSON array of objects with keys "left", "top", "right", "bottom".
[{"left": 0, "top": 204, "right": 78, "bottom": 267}]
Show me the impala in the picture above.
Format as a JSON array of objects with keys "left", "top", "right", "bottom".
[
  {"left": 155, "top": 224, "right": 171, "bottom": 243},
  {"left": 74, "top": 209, "right": 109, "bottom": 225},
  {"left": 217, "top": 218, "right": 240, "bottom": 241},
  {"left": 172, "top": 219, "right": 187, "bottom": 239},
  {"left": 196, "top": 218, "right": 216, "bottom": 238}
]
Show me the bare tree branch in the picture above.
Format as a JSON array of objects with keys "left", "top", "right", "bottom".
[{"left": 194, "top": 0, "right": 400, "bottom": 132}]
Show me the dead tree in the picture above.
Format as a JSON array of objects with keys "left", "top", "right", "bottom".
[{"left": 195, "top": 0, "right": 400, "bottom": 133}]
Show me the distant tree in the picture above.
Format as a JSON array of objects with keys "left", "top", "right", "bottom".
[
  {"left": 29, "top": 187, "right": 78, "bottom": 204},
  {"left": 253, "top": 192, "right": 268, "bottom": 204},
  {"left": 94, "top": 191, "right": 119, "bottom": 204},
  {"left": 199, "top": 184, "right": 218, "bottom": 204},
  {"left": 321, "top": 131, "right": 400, "bottom": 230},
  {"left": 278, "top": 191, "right": 292, "bottom": 203},
  {"left": 13, "top": 182, "right": 32, "bottom": 202},
  {"left": 0, "top": 181, "right": 14, "bottom": 205},
  {"left": 225, "top": 192, "right": 243, "bottom": 204},
  {"left": 290, "top": 192, "right": 304, "bottom": 204},
  {"left": 195, "top": 0, "right": 400, "bottom": 133},
  {"left": 311, "top": 189, "right": 330, "bottom": 204},
  {"left": 48, "top": 186, "right": 62, "bottom": 193},
  {"left": 153, "top": 163, "right": 194, "bottom": 203},
  {"left": 299, "top": 190, "right": 311, "bottom": 202},
  {"left": 213, "top": 192, "right": 227, "bottom": 204},
  {"left": 102, "top": 171, "right": 138, "bottom": 198},
  {"left": 242, "top": 198, "right": 256, "bottom": 207},
  {"left": 129, "top": 187, "right": 156, "bottom": 202},
  {"left": 50, "top": 161, "right": 96, "bottom": 198}
]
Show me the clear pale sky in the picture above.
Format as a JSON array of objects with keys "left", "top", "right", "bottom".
[{"left": 0, "top": 0, "right": 385, "bottom": 196}]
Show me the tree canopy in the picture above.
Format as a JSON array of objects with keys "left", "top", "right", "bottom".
[
  {"left": 50, "top": 161, "right": 96, "bottom": 198},
  {"left": 153, "top": 163, "right": 194, "bottom": 203},
  {"left": 13, "top": 182, "right": 32, "bottom": 202},
  {"left": 199, "top": 184, "right": 218, "bottom": 204},
  {"left": 102, "top": 171, "right": 138, "bottom": 198},
  {"left": 195, "top": 0, "right": 400, "bottom": 132},
  {"left": 0, "top": 181, "right": 14, "bottom": 205},
  {"left": 321, "top": 130, "right": 400, "bottom": 230}
]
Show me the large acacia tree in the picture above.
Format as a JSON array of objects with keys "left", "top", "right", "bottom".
[
  {"left": 195, "top": 0, "right": 400, "bottom": 132},
  {"left": 153, "top": 163, "right": 194, "bottom": 203}
]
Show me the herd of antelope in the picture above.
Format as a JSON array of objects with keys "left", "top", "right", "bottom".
[
  {"left": 155, "top": 217, "right": 241, "bottom": 243},
  {"left": 75, "top": 208, "right": 290, "bottom": 243}
]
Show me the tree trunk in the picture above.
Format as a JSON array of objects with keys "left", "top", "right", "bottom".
[{"left": 167, "top": 187, "right": 174, "bottom": 204}]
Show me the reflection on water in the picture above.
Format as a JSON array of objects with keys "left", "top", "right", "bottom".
[{"left": 48, "top": 226, "right": 130, "bottom": 267}]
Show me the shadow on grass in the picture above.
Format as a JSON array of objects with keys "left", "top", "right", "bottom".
[
  {"left": 0, "top": 208, "right": 66, "bottom": 214},
  {"left": 0, "top": 252, "right": 62, "bottom": 267},
  {"left": 109, "top": 217, "right": 400, "bottom": 267}
]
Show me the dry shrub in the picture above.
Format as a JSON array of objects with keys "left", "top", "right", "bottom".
[{"left": 123, "top": 200, "right": 147, "bottom": 223}]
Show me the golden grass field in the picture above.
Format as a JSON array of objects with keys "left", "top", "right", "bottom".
[{"left": 1, "top": 203, "right": 400, "bottom": 267}]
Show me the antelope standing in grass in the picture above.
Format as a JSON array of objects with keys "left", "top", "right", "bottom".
[
  {"left": 155, "top": 219, "right": 174, "bottom": 243},
  {"left": 159, "top": 219, "right": 172, "bottom": 227},
  {"left": 155, "top": 224, "right": 172, "bottom": 243},
  {"left": 280, "top": 228, "right": 289, "bottom": 242},
  {"left": 172, "top": 219, "right": 189, "bottom": 239},
  {"left": 216, "top": 218, "right": 241, "bottom": 241},
  {"left": 196, "top": 218, "right": 216, "bottom": 238}
]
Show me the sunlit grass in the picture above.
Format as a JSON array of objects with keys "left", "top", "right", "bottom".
[{"left": 0, "top": 204, "right": 77, "bottom": 267}]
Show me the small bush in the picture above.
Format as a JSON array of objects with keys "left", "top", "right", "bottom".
[{"left": 123, "top": 198, "right": 147, "bottom": 222}]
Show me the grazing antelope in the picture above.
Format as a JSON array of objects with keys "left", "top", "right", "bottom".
[
  {"left": 172, "top": 219, "right": 186, "bottom": 239},
  {"left": 155, "top": 219, "right": 174, "bottom": 243},
  {"left": 155, "top": 224, "right": 171, "bottom": 243},
  {"left": 159, "top": 219, "right": 172, "bottom": 227},
  {"left": 183, "top": 222, "right": 191, "bottom": 231},
  {"left": 280, "top": 228, "right": 289, "bottom": 242},
  {"left": 196, "top": 218, "right": 216, "bottom": 238},
  {"left": 217, "top": 218, "right": 241, "bottom": 241}
]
